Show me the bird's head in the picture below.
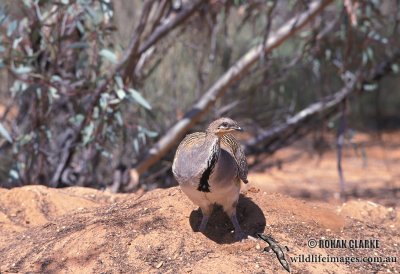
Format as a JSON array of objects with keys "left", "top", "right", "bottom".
[{"left": 206, "top": 117, "right": 243, "bottom": 136}]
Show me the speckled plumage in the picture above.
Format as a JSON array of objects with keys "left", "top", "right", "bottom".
[
  {"left": 172, "top": 118, "right": 248, "bottom": 239},
  {"left": 173, "top": 133, "right": 247, "bottom": 186}
]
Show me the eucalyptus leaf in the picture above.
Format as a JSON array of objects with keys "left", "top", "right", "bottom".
[
  {"left": 51, "top": 75, "right": 63, "bottom": 82},
  {"left": 93, "top": 107, "right": 99, "bottom": 119},
  {"left": 22, "top": 0, "right": 32, "bottom": 7},
  {"left": 12, "top": 37, "right": 23, "bottom": 49},
  {"left": 10, "top": 80, "right": 27, "bottom": 95},
  {"left": 68, "top": 42, "right": 89, "bottom": 49},
  {"left": 82, "top": 122, "right": 95, "bottom": 145},
  {"left": 109, "top": 98, "right": 121, "bottom": 105},
  {"left": 69, "top": 114, "right": 84, "bottom": 125},
  {"left": 13, "top": 66, "right": 32, "bottom": 74},
  {"left": 133, "top": 138, "right": 139, "bottom": 153},
  {"left": 19, "top": 132, "right": 33, "bottom": 146},
  {"left": 45, "top": 129, "right": 52, "bottom": 140},
  {"left": 9, "top": 169, "right": 19, "bottom": 180},
  {"left": 363, "top": 83, "right": 378, "bottom": 92},
  {"left": 115, "top": 89, "right": 126, "bottom": 100},
  {"left": 114, "top": 111, "right": 123, "bottom": 126},
  {"left": 0, "top": 122, "right": 12, "bottom": 143},
  {"left": 100, "top": 93, "right": 109, "bottom": 110},
  {"left": 138, "top": 126, "right": 158, "bottom": 138},
  {"left": 34, "top": 3, "right": 43, "bottom": 21},
  {"left": 101, "top": 150, "right": 112, "bottom": 159},
  {"left": 76, "top": 21, "right": 85, "bottom": 34},
  {"left": 7, "top": 20, "right": 17, "bottom": 37},
  {"left": 362, "top": 52, "right": 368, "bottom": 65},
  {"left": 49, "top": 87, "right": 60, "bottom": 99},
  {"left": 114, "top": 76, "right": 123, "bottom": 89},
  {"left": 139, "top": 132, "right": 146, "bottom": 144},
  {"left": 36, "top": 87, "right": 42, "bottom": 97},
  {"left": 100, "top": 49, "right": 118, "bottom": 64},
  {"left": 325, "top": 49, "right": 331, "bottom": 60},
  {"left": 127, "top": 88, "right": 151, "bottom": 110},
  {"left": 144, "top": 129, "right": 158, "bottom": 138},
  {"left": 391, "top": 64, "right": 399, "bottom": 74},
  {"left": 366, "top": 47, "right": 374, "bottom": 61}
]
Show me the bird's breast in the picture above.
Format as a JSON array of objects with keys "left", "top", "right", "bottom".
[{"left": 209, "top": 148, "right": 238, "bottom": 189}]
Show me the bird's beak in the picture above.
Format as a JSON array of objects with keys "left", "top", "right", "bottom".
[{"left": 234, "top": 126, "right": 244, "bottom": 132}]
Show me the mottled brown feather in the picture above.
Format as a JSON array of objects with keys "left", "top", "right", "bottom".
[{"left": 172, "top": 132, "right": 248, "bottom": 184}]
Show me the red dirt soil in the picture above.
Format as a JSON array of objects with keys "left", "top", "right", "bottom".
[{"left": 0, "top": 132, "right": 399, "bottom": 273}]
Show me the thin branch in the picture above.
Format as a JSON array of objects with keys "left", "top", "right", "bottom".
[
  {"left": 150, "top": 0, "right": 170, "bottom": 32},
  {"left": 49, "top": 0, "right": 204, "bottom": 187},
  {"left": 137, "top": 0, "right": 203, "bottom": 56},
  {"left": 244, "top": 73, "right": 360, "bottom": 154},
  {"left": 122, "top": 0, "right": 156, "bottom": 83},
  {"left": 336, "top": 102, "right": 347, "bottom": 200},
  {"left": 260, "top": 0, "right": 278, "bottom": 62},
  {"left": 130, "top": 0, "right": 335, "bottom": 179},
  {"left": 244, "top": 50, "right": 400, "bottom": 156}
]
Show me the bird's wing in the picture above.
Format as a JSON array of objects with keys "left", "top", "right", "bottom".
[
  {"left": 220, "top": 134, "right": 248, "bottom": 183},
  {"left": 173, "top": 132, "right": 218, "bottom": 185}
]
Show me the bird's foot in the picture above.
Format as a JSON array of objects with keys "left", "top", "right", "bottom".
[{"left": 234, "top": 230, "right": 248, "bottom": 241}]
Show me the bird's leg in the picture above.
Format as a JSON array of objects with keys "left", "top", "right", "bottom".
[
  {"left": 224, "top": 201, "right": 246, "bottom": 240},
  {"left": 198, "top": 205, "right": 213, "bottom": 232},
  {"left": 230, "top": 214, "right": 246, "bottom": 240},
  {"left": 198, "top": 215, "right": 210, "bottom": 232}
]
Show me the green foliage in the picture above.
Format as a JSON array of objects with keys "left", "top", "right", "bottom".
[
  {"left": 0, "top": 122, "right": 12, "bottom": 143},
  {"left": 0, "top": 0, "right": 154, "bottom": 187}
]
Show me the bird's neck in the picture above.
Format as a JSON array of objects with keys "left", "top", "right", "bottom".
[
  {"left": 205, "top": 132, "right": 221, "bottom": 143},
  {"left": 205, "top": 132, "right": 221, "bottom": 154}
]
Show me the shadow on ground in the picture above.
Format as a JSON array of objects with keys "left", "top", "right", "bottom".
[{"left": 189, "top": 194, "right": 266, "bottom": 244}]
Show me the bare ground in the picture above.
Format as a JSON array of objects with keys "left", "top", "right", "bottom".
[{"left": 0, "top": 132, "right": 399, "bottom": 274}]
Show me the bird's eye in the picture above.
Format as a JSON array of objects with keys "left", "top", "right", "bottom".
[{"left": 220, "top": 122, "right": 229, "bottom": 128}]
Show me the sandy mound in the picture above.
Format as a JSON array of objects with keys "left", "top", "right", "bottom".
[{"left": 0, "top": 185, "right": 398, "bottom": 273}]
